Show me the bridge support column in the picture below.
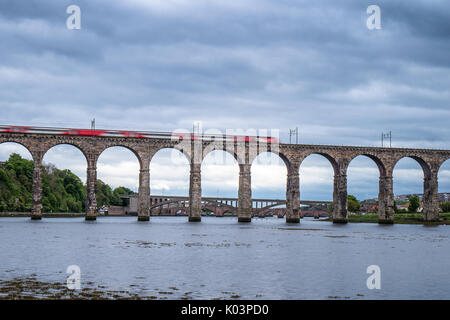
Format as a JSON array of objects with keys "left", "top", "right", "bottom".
[
  {"left": 286, "top": 167, "right": 300, "bottom": 223},
  {"left": 423, "top": 171, "right": 439, "bottom": 223},
  {"left": 138, "top": 167, "right": 150, "bottom": 222},
  {"left": 378, "top": 175, "right": 394, "bottom": 224},
  {"left": 333, "top": 174, "right": 348, "bottom": 223},
  {"left": 85, "top": 161, "right": 97, "bottom": 221},
  {"left": 189, "top": 163, "right": 202, "bottom": 222},
  {"left": 31, "top": 160, "right": 43, "bottom": 220},
  {"left": 238, "top": 164, "right": 252, "bottom": 222}
]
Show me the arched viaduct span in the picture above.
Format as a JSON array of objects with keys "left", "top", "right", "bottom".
[{"left": 1, "top": 130, "right": 449, "bottom": 224}]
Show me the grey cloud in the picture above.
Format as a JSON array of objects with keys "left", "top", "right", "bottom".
[{"left": 0, "top": 0, "right": 449, "bottom": 200}]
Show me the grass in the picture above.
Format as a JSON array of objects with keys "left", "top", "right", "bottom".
[{"left": 342, "top": 213, "right": 450, "bottom": 225}]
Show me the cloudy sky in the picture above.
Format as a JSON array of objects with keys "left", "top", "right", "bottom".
[{"left": 0, "top": 0, "right": 449, "bottom": 201}]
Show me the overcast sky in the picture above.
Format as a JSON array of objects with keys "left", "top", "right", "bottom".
[{"left": 1, "top": 0, "right": 449, "bottom": 201}]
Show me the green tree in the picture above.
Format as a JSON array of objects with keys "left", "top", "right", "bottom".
[
  {"left": 0, "top": 154, "right": 33, "bottom": 212},
  {"left": 0, "top": 153, "right": 133, "bottom": 213},
  {"left": 408, "top": 196, "right": 420, "bottom": 213},
  {"left": 440, "top": 202, "right": 450, "bottom": 213},
  {"left": 96, "top": 179, "right": 114, "bottom": 207},
  {"left": 0, "top": 154, "right": 88, "bottom": 213},
  {"left": 393, "top": 200, "right": 399, "bottom": 214},
  {"left": 347, "top": 194, "right": 361, "bottom": 213},
  {"left": 113, "top": 186, "right": 136, "bottom": 206}
]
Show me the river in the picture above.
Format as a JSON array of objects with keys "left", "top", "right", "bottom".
[{"left": 0, "top": 216, "right": 449, "bottom": 299}]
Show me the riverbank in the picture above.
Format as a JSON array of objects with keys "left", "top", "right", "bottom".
[
  {"left": 0, "top": 213, "right": 229, "bottom": 218},
  {"left": 0, "top": 212, "right": 85, "bottom": 218},
  {"left": 3, "top": 212, "right": 450, "bottom": 225},
  {"left": 0, "top": 275, "right": 181, "bottom": 300},
  {"left": 324, "top": 213, "right": 450, "bottom": 225}
]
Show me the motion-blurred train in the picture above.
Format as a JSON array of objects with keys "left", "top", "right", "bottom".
[{"left": 0, "top": 125, "right": 279, "bottom": 143}]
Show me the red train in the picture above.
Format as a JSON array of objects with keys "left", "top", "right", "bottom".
[{"left": 0, "top": 125, "right": 279, "bottom": 143}]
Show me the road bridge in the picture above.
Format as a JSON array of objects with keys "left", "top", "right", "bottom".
[{"left": 121, "top": 194, "right": 330, "bottom": 217}]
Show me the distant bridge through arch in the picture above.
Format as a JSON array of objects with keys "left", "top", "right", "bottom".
[{"left": 121, "top": 195, "right": 331, "bottom": 218}]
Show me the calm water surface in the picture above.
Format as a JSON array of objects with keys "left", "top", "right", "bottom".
[{"left": 0, "top": 216, "right": 449, "bottom": 299}]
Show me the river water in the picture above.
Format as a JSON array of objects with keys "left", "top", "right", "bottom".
[{"left": 0, "top": 216, "right": 449, "bottom": 300}]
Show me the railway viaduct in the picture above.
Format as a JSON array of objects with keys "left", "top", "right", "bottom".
[{"left": 1, "top": 130, "right": 449, "bottom": 224}]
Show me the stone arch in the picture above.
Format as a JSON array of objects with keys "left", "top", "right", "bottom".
[
  {"left": 250, "top": 151, "right": 289, "bottom": 202},
  {"left": 0, "top": 140, "right": 33, "bottom": 160},
  {"left": 348, "top": 153, "right": 386, "bottom": 177},
  {"left": 202, "top": 145, "right": 242, "bottom": 165},
  {"left": 298, "top": 153, "right": 337, "bottom": 198},
  {"left": 201, "top": 149, "right": 239, "bottom": 198},
  {"left": 437, "top": 157, "right": 450, "bottom": 174},
  {"left": 42, "top": 142, "right": 89, "bottom": 165},
  {"left": 392, "top": 155, "right": 432, "bottom": 179},
  {"left": 150, "top": 146, "right": 191, "bottom": 165},
  {"left": 298, "top": 152, "right": 339, "bottom": 176},
  {"left": 150, "top": 198, "right": 189, "bottom": 210},
  {"left": 96, "top": 146, "right": 142, "bottom": 195},
  {"left": 41, "top": 144, "right": 89, "bottom": 214},
  {"left": 202, "top": 199, "right": 237, "bottom": 215},
  {"left": 392, "top": 155, "right": 440, "bottom": 221},
  {"left": 346, "top": 154, "right": 385, "bottom": 210},
  {"left": 392, "top": 156, "right": 428, "bottom": 209},
  {"left": 251, "top": 150, "right": 292, "bottom": 172},
  {"left": 254, "top": 201, "right": 286, "bottom": 212},
  {"left": 438, "top": 159, "right": 450, "bottom": 206},
  {"left": 149, "top": 147, "right": 190, "bottom": 196},
  {"left": 97, "top": 145, "right": 143, "bottom": 169},
  {"left": 0, "top": 141, "right": 35, "bottom": 213}
]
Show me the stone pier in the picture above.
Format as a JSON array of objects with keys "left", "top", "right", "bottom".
[
  {"left": 85, "top": 156, "right": 97, "bottom": 221},
  {"left": 238, "top": 164, "right": 252, "bottom": 222},
  {"left": 31, "top": 159, "right": 43, "bottom": 220},
  {"left": 137, "top": 167, "right": 150, "bottom": 222},
  {"left": 189, "top": 163, "right": 202, "bottom": 222},
  {"left": 423, "top": 171, "right": 440, "bottom": 222},
  {"left": 285, "top": 163, "right": 300, "bottom": 223},
  {"left": 378, "top": 175, "right": 395, "bottom": 224},
  {"left": 332, "top": 174, "right": 348, "bottom": 223}
]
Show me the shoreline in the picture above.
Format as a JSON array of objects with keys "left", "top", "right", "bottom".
[
  {"left": 323, "top": 213, "right": 450, "bottom": 225},
  {"left": 0, "top": 275, "right": 188, "bottom": 300},
  {"left": 0, "top": 213, "right": 86, "bottom": 218},
  {"left": 2, "top": 213, "right": 450, "bottom": 225}
]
